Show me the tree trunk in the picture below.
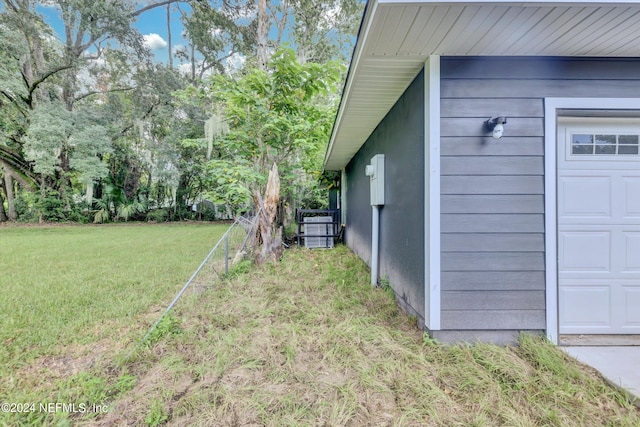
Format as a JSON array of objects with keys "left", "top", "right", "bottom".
[
  {"left": 191, "top": 43, "right": 196, "bottom": 82},
  {"left": 85, "top": 181, "right": 94, "bottom": 206},
  {"left": 257, "top": 0, "right": 269, "bottom": 71},
  {"left": 0, "top": 177, "right": 7, "bottom": 222},
  {"left": 254, "top": 163, "right": 283, "bottom": 264},
  {"left": 2, "top": 167, "right": 17, "bottom": 220},
  {"left": 167, "top": 4, "right": 173, "bottom": 68}
]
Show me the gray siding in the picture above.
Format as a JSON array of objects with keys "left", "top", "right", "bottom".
[
  {"left": 440, "top": 57, "right": 640, "bottom": 333},
  {"left": 345, "top": 71, "right": 425, "bottom": 322}
]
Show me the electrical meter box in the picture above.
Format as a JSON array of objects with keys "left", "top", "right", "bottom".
[{"left": 365, "top": 154, "right": 385, "bottom": 206}]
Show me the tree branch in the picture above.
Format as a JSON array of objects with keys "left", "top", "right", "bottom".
[
  {"left": 28, "top": 64, "right": 75, "bottom": 99},
  {"left": 0, "top": 91, "right": 28, "bottom": 117},
  {"left": 131, "top": 0, "right": 187, "bottom": 18},
  {"left": 118, "top": 103, "right": 156, "bottom": 138},
  {"left": 74, "top": 86, "right": 136, "bottom": 103}
]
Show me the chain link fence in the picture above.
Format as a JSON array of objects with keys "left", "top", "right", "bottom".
[{"left": 129, "top": 213, "right": 259, "bottom": 355}]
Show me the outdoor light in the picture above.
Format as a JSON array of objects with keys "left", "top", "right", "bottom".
[{"left": 484, "top": 116, "right": 507, "bottom": 140}]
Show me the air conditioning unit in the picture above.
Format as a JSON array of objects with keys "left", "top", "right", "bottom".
[{"left": 304, "top": 216, "right": 334, "bottom": 249}]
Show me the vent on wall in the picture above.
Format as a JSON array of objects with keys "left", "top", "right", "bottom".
[{"left": 303, "top": 216, "right": 334, "bottom": 249}]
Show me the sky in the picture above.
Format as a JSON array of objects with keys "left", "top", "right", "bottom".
[{"left": 36, "top": 2, "right": 192, "bottom": 65}]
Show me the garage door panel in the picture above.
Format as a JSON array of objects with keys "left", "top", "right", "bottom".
[
  {"left": 559, "top": 285, "right": 611, "bottom": 329},
  {"left": 559, "top": 231, "right": 611, "bottom": 272},
  {"left": 623, "top": 233, "right": 640, "bottom": 272},
  {"left": 623, "top": 178, "right": 640, "bottom": 216},
  {"left": 624, "top": 288, "right": 640, "bottom": 326},
  {"left": 558, "top": 176, "right": 611, "bottom": 218}
]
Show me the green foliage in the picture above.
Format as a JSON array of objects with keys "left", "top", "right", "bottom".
[
  {"left": 201, "top": 158, "right": 264, "bottom": 210},
  {"left": 146, "top": 208, "right": 169, "bottom": 222},
  {"left": 177, "top": 47, "right": 343, "bottom": 215},
  {"left": 23, "top": 104, "right": 73, "bottom": 177},
  {"left": 13, "top": 191, "right": 39, "bottom": 222},
  {"left": 1, "top": 0, "right": 361, "bottom": 224},
  {"left": 145, "top": 399, "right": 169, "bottom": 426},
  {"left": 180, "top": 0, "right": 254, "bottom": 78},
  {"left": 14, "top": 190, "right": 91, "bottom": 223},
  {"left": 93, "top": 178, "right": 149, "bottom": 223},
  {"left": 146, "top": 315, "right": 182, "bottom": 348},
  {"left": 227, "top": 258, "right": 253, "bottom": 278},
  {"left": 68, "top": 120, "right": 112, "bottom": 186},
  {"left": 290, "top": 0, "right": 365, "bottom": 63},
  {"left": 423, "top": 332, "right": 440, "bottom": 347},
  {"left": 0, "top": 22, "right": 28, "bottom": 93}
]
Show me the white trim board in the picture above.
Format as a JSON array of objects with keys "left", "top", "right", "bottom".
[
  {"left": 544, "top": 97, "right": 640, "bottom": 344},
  {"left": 425, "top": 56, "right": 441, "bottom": 330}
]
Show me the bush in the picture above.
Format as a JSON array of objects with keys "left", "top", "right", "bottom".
[
  {"left": 14, "top": 190, "right": 92, "bottom": 223},
  {"left": 146, "top": 209, "right": 168, "bottom": 222},
  {"left": 14, "top": 191, "right": 39, "bottom": 222}
]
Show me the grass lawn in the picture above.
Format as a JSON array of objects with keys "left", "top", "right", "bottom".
[
  {"left": 0, "top": 223, "right": 228, "bottom": 424},
  {"left": 1, "top": 234, "right": 639, "bottom": 426}
]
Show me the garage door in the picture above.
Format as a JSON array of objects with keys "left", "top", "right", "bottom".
[{"left": 558, "top": 118, "right": 640, "bottom": 335}]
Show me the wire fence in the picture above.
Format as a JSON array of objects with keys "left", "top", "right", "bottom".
[
  {"left": 127, "top": 212, "right": 259, "bottom": 356},
  {"left": 185, "top": 213, "right": 258, "bottom": 294}
]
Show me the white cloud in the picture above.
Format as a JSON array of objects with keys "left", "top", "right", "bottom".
[
  {"left": 178, "top": 63, "right": 192, "bottom": 75},
  {"left": 39, "top": 0, "right": 59, "bottom": 8},
  {"left": 225, "top": 52, "right": 246, "bottom": 74},
  {"left": 143, "top": 33, "right": 167, "bottom": 50},
  {"left": 172, "top": 44, "right": 185, "bottom": 54}
]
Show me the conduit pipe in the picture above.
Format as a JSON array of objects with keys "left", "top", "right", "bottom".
[
  {"left": 371, "top": 205, "right": 380, "bottom": 287},
  {"left": 365, "top": 154, "right": 385, "bottom": 287}
]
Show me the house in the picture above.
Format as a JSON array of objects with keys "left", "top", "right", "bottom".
[{"left": 324, "top": 0, "right": 640, "bottom": 344}]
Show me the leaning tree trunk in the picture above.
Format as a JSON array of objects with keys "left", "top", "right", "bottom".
[
  {"left": 2, "top": 167, "right": 17, "bottom": 220},
  {"left": 254, "top": 163, "right": 283, "bottom": 264},
  {"left": 0, "top": 181, "right": 7, "bottom": 221}
]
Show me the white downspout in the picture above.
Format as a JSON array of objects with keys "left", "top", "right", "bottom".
[{"left": 371, "top": 205, "right": 380, "bottom": 286}]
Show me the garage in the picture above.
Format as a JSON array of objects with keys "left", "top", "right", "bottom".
[{"left": 557, "top": 117, "right": 640, "bottom": 336}]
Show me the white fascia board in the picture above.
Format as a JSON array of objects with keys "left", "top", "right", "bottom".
[
  {"left": 425, "top": 55, "right": 441, "bottom": 331},
  {"left": 323, "top": 0, "right": 379, "bottom": 170},
  {"left": 379, "top": 0, "right": 640, "bottom": 4},
  {"left": 544, "top": 97, "right": 640, "bottom": 345}
]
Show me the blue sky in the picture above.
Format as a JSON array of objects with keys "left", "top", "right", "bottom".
[{"left": 36, "top": 2, "right": 190, "bottom": 64}]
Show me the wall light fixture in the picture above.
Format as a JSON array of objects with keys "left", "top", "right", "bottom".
[{"left": 484, "top": 116, "right": 507, "bottom": 140}]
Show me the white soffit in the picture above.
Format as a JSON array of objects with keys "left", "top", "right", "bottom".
[{"left": 324, "top": 0, "right": 640, "bottom": 170}]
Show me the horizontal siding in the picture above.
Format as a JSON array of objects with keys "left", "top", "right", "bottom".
[
  {"left": 441, "top": 156, "right": 543, "bottom": 175},
  {"left": 441, "top": 252, "right": 545, "bottom": 271},
  {"left": 441, "top": 58, "right": 640, "bottom": 80},
  {"left": 438, "top": 57, "right": 640, "bottom": 332},
  {"left": 442, "top": 310, "right": 546, "bottom": 330},
  {"left": 442, "top": 291, "right": 545, "bottom": 310},
  {"left": 441, "top": 79, "right": 640, "bottom": 99},
  {"left": 442, "top": 175, "right": 543, "bottom": 194},
  {"left": 442, "top": 271, "right": 545, "bottom": 291},
  {"left": 441, "top": 98, "right": 543, "bottom": 118},
  {"left": 441, "top": 118, "right": 544, "bottom": 137},
  {"left": 345, "top": 70, "right": 425, "bottom": 324},
  {"left": 441, "top": 137, "right": 543, "bottom": 156},
  {"left": 442, "top": 214, "right": 544, "bottom": 233},
  {"left": 442, "top": 233, "right": 544, "bottom": 252},
  {"left": 441, "top": 195, "right": 544, "bottom": 213}
]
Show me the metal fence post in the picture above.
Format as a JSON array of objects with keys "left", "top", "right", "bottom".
[{"left": 225, "top": 233, "right": 229, "bottom": 275}]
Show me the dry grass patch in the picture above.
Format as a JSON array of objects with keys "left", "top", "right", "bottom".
[
  {"left": 97, "top": 246, "right": 639, "bottom": 426},
  {"left": 6, "top": 244, "right": 639, "bottom": 426}
]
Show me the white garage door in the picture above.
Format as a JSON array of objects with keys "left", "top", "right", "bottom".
[{"left": 558, "top": 118, "right": 640, "bottom": 335}]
